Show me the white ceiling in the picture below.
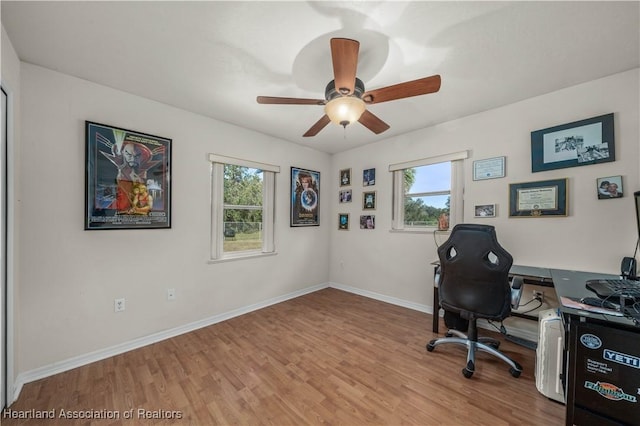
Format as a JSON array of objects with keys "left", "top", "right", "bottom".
[{"left": 2, "top": 1, "right": 639, "bottom": 154}]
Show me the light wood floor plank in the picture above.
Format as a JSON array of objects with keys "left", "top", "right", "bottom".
[{"left": 3, "top": 288, "right": 565, "bottom": 425}]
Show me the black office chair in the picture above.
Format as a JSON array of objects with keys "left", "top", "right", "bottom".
[{"left": 426, "top": 224, "right": 523, "bottom": 378}]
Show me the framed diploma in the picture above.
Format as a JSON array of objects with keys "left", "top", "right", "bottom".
[
  {"left": 509, "top": 178, "right": 568, "bottom": 217},
  {"left": 473, "top": 156, "right": 506, "bottom": 181}
]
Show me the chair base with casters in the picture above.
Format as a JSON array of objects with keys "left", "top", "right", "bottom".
[
  {"left": 426, "top": 223, "right": 525, "bottom": 379},
  {"left": 427, "top": 319, "right": 523, "bottom": 378}
]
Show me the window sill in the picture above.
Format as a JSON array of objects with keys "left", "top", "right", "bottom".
[
  {"left": 389, "top": 228, "right": 451, "bottom": 235},
  {"left": 208, "top": 251, "right": 277, "bottom": 264}
]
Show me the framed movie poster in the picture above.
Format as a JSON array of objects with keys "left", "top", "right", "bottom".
[
  {"left": 291, "top": 167, "right": 320, "bottom": 227},
  {"left": 85, "top": 121, "right": 172, "bottom": 230}
]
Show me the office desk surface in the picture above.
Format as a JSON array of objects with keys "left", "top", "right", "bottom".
[{"left": 551, "top": 268, "right": 638, "bottom": 328}]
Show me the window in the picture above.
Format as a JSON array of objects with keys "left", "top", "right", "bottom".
[
  {"left": 209, "top": 154, "right": 280, "bottom": 261},
  {"left": 390, "top": 151, "right": 467, "bottom": 231}
]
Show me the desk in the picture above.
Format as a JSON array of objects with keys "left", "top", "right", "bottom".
[
  {"left": 551, "top": 269, "right": 639, "bottom": 426},
  {"left": 431, "top": 262, "right": 553, "bottom": 333}
]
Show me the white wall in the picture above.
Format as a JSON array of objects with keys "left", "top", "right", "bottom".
[
  {"left": 330, "top": 69, "right": 640, "bottom": 310},
  {"left": 1, "top": 24, "right": 22, "bottom": 405},
  {"left": 17, "top": 63, "right": 331, "bottom": 374}
]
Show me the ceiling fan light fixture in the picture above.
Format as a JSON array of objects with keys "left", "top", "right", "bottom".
[{"left": 324, "top": 96, "right": 366, "bottom": 128}]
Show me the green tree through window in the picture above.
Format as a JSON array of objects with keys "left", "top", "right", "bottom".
[{"left": 223, "top": 165, "right": 263, "bottom": 252}]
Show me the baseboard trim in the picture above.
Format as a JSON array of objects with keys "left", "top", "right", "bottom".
[
  {"left": 329, "top": 282, "right": 433, "bottom": 314},
  {"left": 11, "top": 282, "right": 328, "bottom": 404}
]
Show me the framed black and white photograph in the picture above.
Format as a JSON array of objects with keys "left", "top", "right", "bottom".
[
  {"left": 339, "top": 189, "right": 352, "bottom": 203},
  {"left": 85, "top": 121, "right": 172, "bottom": 230},
  {"left": 360, "top": 215, "right": 375, "bottom": 229},
  {"left": 531, "top": 113, "right": 614, "bottom": 173},
  {"left": 597, "top": 175, "right": 623, "bottom": 199},
  {"left": 340, "top": 168, "right": 351, "bottom": 186},
  {"left": 363, "top": 168, "right": 376, "bottom": 186},
  {"left": 338, "top": 213, "right": 349, "bottom": 230},
  {"left": 291, "top": 167, "right": 320, "bottom": 227},
  {"left": 474, "top": 204, "right": 496, "bottom": 218},
  {"left": 363, "top": 191, "right": 376, "bottom": 210},
  {"left": 473, "top": 156, "right": 505, "bottom": 181},
  {"left": 509, "top": 178, "right": 568, "bottom": 217}
]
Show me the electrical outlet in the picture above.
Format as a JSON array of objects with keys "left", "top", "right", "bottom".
[
  {"left": 167, "top": 288, "right": 176, "bottom": 301},
  {"left": 114, "top": 298, "right": 126, "bottom": 312},
  {"left": 533, "top": 290, "right": 544, "bottom": 302}
]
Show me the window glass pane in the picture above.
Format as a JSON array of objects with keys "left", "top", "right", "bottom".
[
  {"left": 224, "top": 165, "right": 263, "bottom": 206},
  {"left": 223, "top": 208, "right": 263, "bottom": 252},
  {"left": 404, "top": 195, "right": 450, "bottom": 227},
  {"left": 407, "top": 162, "right": 450, "bottom": 194}
]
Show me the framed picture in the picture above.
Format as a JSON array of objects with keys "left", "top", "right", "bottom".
[
  {"left": 474, "top": 204, "right": 496, "bottom": 218},
  {"left": 509, "top": 178, "right": 568, "bottom": 217},
  {"left": 338, "top": 213, "right": 349, "bottom": 230},
  {"left": 340, "top": 168, "right": 351, "bottom": 186},
  {"left": 363, "top": 168, "right": 376, "bottom": 186},
  {"left": 85, "top": 121, "right": 172, "bottom": 230},
  {"left": 291, "top": 167, "right": 320, "bottom": 227},
  {"left": 360, "top": 215, "right": 375, "bottom": 229},
  {"left": 531, "top": 113, "right": 614, "bottom": 173},
  {"left": 597, "top": 175, "right": 623, "bottom": 199},
  {"left": 473, "top": 156, "right": 505, "bottom": 181},
  {"left": 339, "top": 189, "right": 352, "bottom": 203},
  {"left": 363, "top": 191, "right": 376, "bottom": 210}
]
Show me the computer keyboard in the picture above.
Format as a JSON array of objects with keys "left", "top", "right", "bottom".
[{"left": 585, "top": 278, "right": 640, "bottom": 298}]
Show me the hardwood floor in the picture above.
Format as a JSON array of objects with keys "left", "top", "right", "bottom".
[{"left": 3, "top": 288, "right": 565, "bottom": 425}]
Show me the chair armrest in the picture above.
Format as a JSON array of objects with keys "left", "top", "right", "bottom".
[
  {"left": 434, "top": 266, "right": 441, "bottom": 287},
  {"left": 510, "top": 276, "right": 524, "bottom": 308}
]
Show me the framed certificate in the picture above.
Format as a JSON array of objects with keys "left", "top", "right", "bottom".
[
  {"left": 509, "top": 178, "right": 568, "bottom": 217},
  {"left": 473, "top": 156, "right": 506, "bottom": 181}
]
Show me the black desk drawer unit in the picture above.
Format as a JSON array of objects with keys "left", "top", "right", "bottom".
[{"left": 567, "top": 321, "right": 639, "bottom": 425}]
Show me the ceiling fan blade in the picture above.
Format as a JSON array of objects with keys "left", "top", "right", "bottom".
[
  {"left": 303, "top": 115, "right": 331, "bottom": 137},
  {"left": 358, "top": 110, "right": 390, "bottom": 135},
  {"left": 363, "top": 75, "right": 441, "bottom": 105},
  {"left": 257, "top": 96, "right": 325, "bottom": 105},
  {"left": 330, "top": 38, "right": 359, "bottom": 95}
]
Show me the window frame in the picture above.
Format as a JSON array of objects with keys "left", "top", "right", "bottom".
[
  {"left": 390, "top": 151, "right": 467, "bottom": 232},
  {"left": 209, "top": 154, "right": 280, "bottom": 262}
]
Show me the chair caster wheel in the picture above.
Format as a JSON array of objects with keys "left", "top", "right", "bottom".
[
  {"left": 426, "top": 341, "right": 436, "bottom": 352},
  {"left": 462, "top": 360, "right": 474, "bottom": 378},
  {"left": 510, "top": 367, "right": 521, "bottom": 378}
]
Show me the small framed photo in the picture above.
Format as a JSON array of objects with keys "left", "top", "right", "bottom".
[
  {"left": 339, "top": 189, "right": 352, "bottom": 203},
  {"left": 363, "top": 168, "right": 376, "bottom": 186},
  {"left": 531, "top": 113, "right": 614, "bottom": 173},
  {"left": 363, "top": 191, "right": 376, "bottom": 210},
  {"left": 338, "top": 213, "right": 350, "bottom": 230},
  {"left": 360, "top": 215, "right": 375, "bottom": 229},
  {"left": 597, "top": 175, "right": 623, "bottom": 199},
  {"left": 340, "top": 168, "right": 352, "bottom": 186},
  {"left": 474, "top": 204, "right": 496, "bottom": 218}
]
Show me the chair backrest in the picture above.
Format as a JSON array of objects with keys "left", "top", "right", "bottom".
[{"left": 437, "top": 224, "right": 513, "bottom": 321}]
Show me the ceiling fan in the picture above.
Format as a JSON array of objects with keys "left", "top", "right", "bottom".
[{"left": 257, "top": 38, "right": 441, "bottom": 137}]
